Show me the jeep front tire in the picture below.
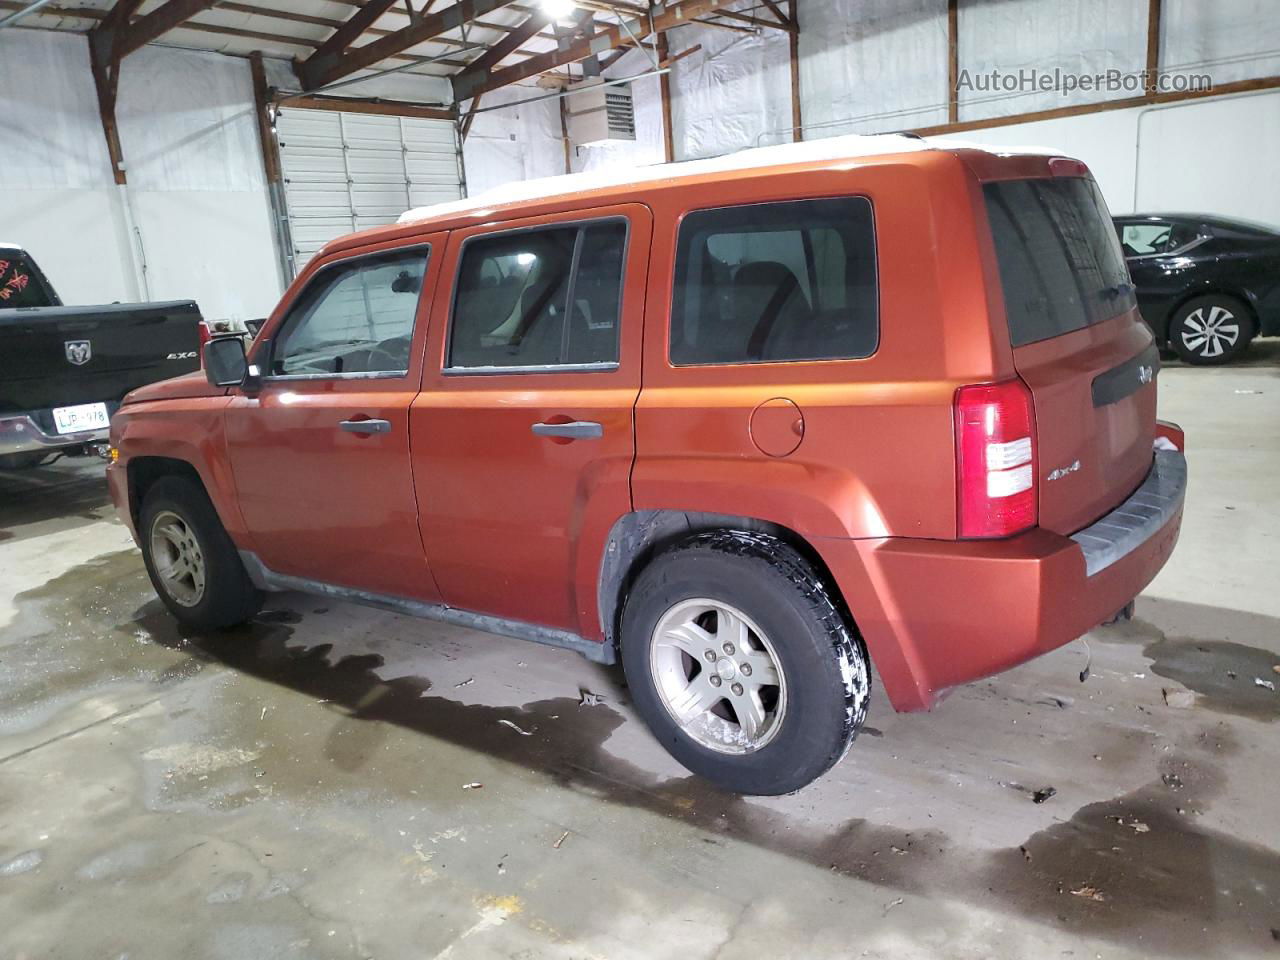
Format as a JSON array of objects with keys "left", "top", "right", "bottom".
[{"left": 139, "top": 476, "right": 262, "bottom": 630}]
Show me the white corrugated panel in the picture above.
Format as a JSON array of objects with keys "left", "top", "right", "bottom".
[{"left": 277, "top": 107, "right": 463, "bottom": 268}]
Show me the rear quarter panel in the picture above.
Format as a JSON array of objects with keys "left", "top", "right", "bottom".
[{"left": 633, "top": 152, "right": 1013, "bottom": 542}]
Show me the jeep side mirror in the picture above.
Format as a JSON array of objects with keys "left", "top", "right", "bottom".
[{"left": 205, "top": 336, "right": 248, "bottom": 387}]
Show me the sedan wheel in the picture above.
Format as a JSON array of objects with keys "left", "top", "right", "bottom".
[
  {"left": 1181, "top": 305, "right": 1239, "bottom": 359},
  {"left": 1170, "top": 295, "right": 1251, "bottom": 365}
]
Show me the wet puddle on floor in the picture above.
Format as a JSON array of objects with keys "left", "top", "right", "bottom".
[{"left": 5, "top": 552, "right": 1280, "bottom": 956}]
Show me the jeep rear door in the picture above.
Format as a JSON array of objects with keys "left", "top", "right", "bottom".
[
  {"left": 982, "top": 172, "right": 1157, "bottom": 535},
  {"left": 224, "top": 237, "right": 446, "bottom": 600},
  {"left": 411, "top": 204, "right": 651, "bottom": 636}
]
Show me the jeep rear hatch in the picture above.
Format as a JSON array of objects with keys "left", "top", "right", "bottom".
[
  {"left": 983, "top": 175, "right": 1157, "bottom": 536},
  {"left": 0, "top": 301, "right": 202, "bottom": 412}
]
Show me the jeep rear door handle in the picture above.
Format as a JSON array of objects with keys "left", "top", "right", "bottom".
[
  {"left": 339, "top": 418, "right": 391, "bottom": 435},
  {"left": 531, "top": 420, "right": 603, "bottom": 440}
]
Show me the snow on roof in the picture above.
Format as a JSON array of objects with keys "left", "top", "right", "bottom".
[{"left": 398, "top": 133, "right": 1062, "bottom": 227}]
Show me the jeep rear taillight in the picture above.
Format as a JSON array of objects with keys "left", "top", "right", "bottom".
[{"left": 954, "top": 379, "right": 1037, "bottom": 538}]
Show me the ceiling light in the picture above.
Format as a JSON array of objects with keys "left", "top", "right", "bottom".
[{"left": 539, "top": 0, "right": 577, "bottom": 21}]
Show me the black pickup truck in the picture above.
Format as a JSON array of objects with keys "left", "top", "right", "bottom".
[{"left": 0, "top": 243, "right": 203, "bottom": 468}]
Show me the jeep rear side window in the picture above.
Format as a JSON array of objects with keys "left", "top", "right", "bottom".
[
  {"left": 984, "top": 177, "right": 1135, "bottom": 347},
  {"left": 447, "top": 219, "right": 627, "bottom": 371},
  {"left": 669, "top": 197, "right": 877, "bottom": 366},
  {"left": 271, "top": 247, "right": 429, "bottom": 377}
]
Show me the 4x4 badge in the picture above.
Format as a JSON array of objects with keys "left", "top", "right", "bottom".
[
  {"left": 1046, "top": 459, "right": 1081, "bottom": 482},
  {"left": 1138, "top": 364, "right": 1153, "bottom": 385},
  {"left": 65, "top": 340, "right": 91, "bottom": 365}
]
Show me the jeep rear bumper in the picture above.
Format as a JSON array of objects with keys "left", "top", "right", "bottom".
[{"left": 821, "top": 447, "right": 1187, "bottom": 712}]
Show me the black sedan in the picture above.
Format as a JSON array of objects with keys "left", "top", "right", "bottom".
[{"left": 1113, "top": 213, "right": 1280, "bottom": 364}]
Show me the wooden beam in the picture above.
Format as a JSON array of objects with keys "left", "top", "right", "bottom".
[
  {"left": 910, "top": 73, "right": 1280, "bottom": 138},
  {"left": 468, "top": 0, "right": 735, "bottom": 99},
  {"left": 787, "top": 0, "right": 801, "bottom": 140},
  {"left": 451, "top": 10, "right": 549, "bottom": 100},
  {"left": 299, "top": 0, "right": 403, "bottom": 90},
  {"left": 115, "top": 0, "right": 220, "bottom": 59},
  {"left": 88, "top": 40, "right": 128, "bottom": 184},
  {"left": 656, "top": 31, "right": 675, "bottom": 163},
  {"left": 947, "top": 0, "right": 958, "bottom": 123},
  {"left": 758, "top": 0, "right": 789, "bottom": 25},
  {"left": 249, "top": 52, "right": 282, "bottom": 186},
  {"left": 275, "top": 92, "right": 457, "bottom": 121},
  {"left": 460, "top": 93, "right": 483, "bottom": 139},
  {"left": 85, "top": 0, "right": 147, "bottom": 185},
  {"left": 1146, "top": 0, "right": 1162, "bottom": 92},
  {"left": 300, "top": 0, "right": 519, "bottom": 91},
  {"left": 690, "top": 16, "right": 755, "bottom": 35},
  {"left": 710, "top": 7, "right": 793, "bottom": 31}
]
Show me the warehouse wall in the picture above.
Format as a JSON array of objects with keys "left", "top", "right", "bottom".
[
  {"left": 0, "top": 30, "right": 280, "bottom": 322},
  {"left": 464, "top": 0, "right": 1280, "bottom": 230}
]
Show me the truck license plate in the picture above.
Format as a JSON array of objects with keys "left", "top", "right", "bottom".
[{"left": 52, "top": 402, "right": 110, "bottom": 435}]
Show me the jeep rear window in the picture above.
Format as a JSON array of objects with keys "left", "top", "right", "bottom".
[
  {"left": 984, "top": 177, "right": 1135, "bottom": 347},
  {"left": 670, "top": 197, "right": 877, "bottom": 365},
  {"left": 0, "top": 254, "right": 55, "bottom": 308}
]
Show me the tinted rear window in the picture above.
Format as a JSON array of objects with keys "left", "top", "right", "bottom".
[
  {"left": 0, "top": 254, "right": 55, "bottom": 308},
  {"left": 984, "top": 178, "right": 1134, "bottom": 347}
]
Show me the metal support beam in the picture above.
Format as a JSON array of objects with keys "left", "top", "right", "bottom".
[
  {"left": 465, "top": 0, "right": 734, "bottom": 100},
  {"left": 0, "top": 0, "right": 59, "bottom": 28},
  {"left": 299, "top": 0, "right": 519, "bottom": 91}
]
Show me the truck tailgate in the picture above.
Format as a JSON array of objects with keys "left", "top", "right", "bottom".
[{"left": 0, "top": 301, "right": 201, "bottom": 411}]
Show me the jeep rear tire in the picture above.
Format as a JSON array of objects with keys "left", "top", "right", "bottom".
[
  {"left": 139, "top": 476, "right": 262, "bottom": 630},
  {"left": 620, "top": 531, "right": 870, "bottom": 795}
]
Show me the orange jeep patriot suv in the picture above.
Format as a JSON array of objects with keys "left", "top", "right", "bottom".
[{"left": 108, "top": 135, "right": 1187, "bottom": 795}]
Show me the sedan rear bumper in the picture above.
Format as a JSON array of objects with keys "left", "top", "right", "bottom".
[{"left": 822, "top": 447, "right": 1187, "bottom": 712}]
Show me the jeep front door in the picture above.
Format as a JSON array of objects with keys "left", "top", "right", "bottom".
[{"left": 225, "top": 239, "right": 444, "bottom": 601}]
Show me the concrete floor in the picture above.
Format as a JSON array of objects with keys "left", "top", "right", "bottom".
[{"left": 2, "top": 345, "right": 1278, "bottom": 960}]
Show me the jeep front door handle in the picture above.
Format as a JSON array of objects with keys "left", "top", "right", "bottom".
[
  {"left": 339, "top": 419, "right": 391, "bottom": 435},
  {"left": 531, "top": 420, "right": 603, "bottom": 440}
]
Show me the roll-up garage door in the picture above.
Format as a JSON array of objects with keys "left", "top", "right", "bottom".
[{"left": 275, "top": 107, "right": 464, "bottom": 272}]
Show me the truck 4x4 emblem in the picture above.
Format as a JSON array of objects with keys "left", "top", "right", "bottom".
[
  {"left": 1046, "top": 459, "right": 1081, "bottom": 482},
  {"left": 65, "top": 340, "right": 91, "bottom": 365}
]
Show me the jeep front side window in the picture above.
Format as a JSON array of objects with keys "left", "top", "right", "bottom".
[{"left": 270, "top": 247, "right": 429, "bottom": 377}]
